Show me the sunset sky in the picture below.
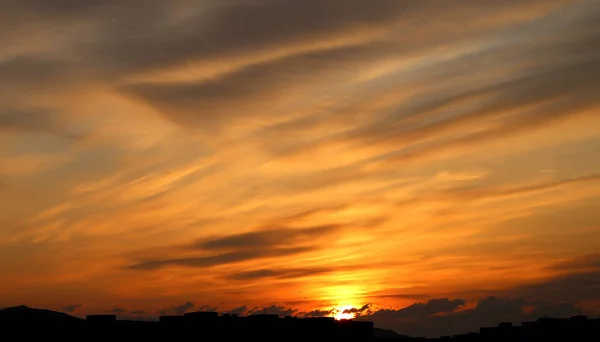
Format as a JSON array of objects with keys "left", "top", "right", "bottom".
[{"left": 1, "top": 0, "right": 599, "bottom": 337}]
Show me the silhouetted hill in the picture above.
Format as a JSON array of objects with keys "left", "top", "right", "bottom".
[
  {"left": 0, "top": 305, "right": 82, "bottom": 322},
  {"left": 374, "top": 327, "right": 412, "bottom": 339}
]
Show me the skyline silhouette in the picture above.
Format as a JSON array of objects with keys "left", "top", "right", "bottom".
[
  {"left": 2, "top": 305, "right": 599, "bottom": 340},
  {"left": 1, "top": 0, "right": 600, "bottom": 339},
  {"left": 2, "top": 296, "right": 598, "bottom": 339}
]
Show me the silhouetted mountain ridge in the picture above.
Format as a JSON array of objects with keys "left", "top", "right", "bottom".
[{"left": 0, "top": 305, "right": 82, "bottom": 322}]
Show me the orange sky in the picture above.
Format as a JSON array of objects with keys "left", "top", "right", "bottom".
[{"left": 1, "top": 0, "right": 599, "bottom": 336}]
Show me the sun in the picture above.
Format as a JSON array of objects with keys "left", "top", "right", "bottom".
[{"left": 333, "top": 305, "right": 356, "bottom": 320}]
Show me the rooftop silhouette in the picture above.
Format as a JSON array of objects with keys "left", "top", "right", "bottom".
[
  {"left": 412, "top": 315, "right": 600, "bottom": 342},
  {"left": 1, "top": 306, "right": 599, "bottom": 341},
  {"left": 0, "top": 305, "right": 373, "bottom": 340}
]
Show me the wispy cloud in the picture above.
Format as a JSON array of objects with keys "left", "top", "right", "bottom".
[
  {"left": 0, "top": 0, "right": 599, "bottom": 327},
  {"left": 128, "top": 224, "right": 344, "bottom": 270}
]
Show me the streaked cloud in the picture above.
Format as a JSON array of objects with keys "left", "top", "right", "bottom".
[{"left": 0, "top": 0, "right": 599, "bottom": 331}]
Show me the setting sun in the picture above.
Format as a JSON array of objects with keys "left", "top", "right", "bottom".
[
  {"left": 1, "top": 0, "right": 600, "bottom": 340},
  {"left": 333, "top": 306, "right": 357, "bottom": 320}
]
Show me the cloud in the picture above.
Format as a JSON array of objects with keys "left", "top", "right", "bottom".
[
  {"left": 435, "top": 173, "right": 600, "bottom": 204},
  {"left": 299, "top": 308, "right": 335, "bottom": 318},
  {"left": 195, "top": 225, "right": 339, "bottom": 251},
  {"left": 131, "top": 310, "right": 146, "bottom": 315},
  {"left": 1, "top": 0, "right": 600, "bottom": 327},
  {"left": 83, "top": 0, "right": 410, "bottom": 74},
  {"left": 248, "top": 2, "right": 600, "bottom": 165},
  {"left": 0, "top": 57, "right": 69, "bottom": 92},
  {"left": 223, "top": 305, "right": 248, "bottom": 316},
  {"left": 186, "top": 295, "right": 583, "bottom": 338},
  {"left": 0, "top": 109, "right": 86, "bottom": 143},
  {"left": 548, "top": 254, "right": 600, "bottom": 273},
  {"left": 197, "top": 304, "right": 219, "bottom": 312},
  {"left": 129, "top": 224, "right": 341, "bottom": 270},
  {"left": 0, "top": 109, "right": 60, "bottom": 134},
  {"left": 129, "top": 247, "right": 315, "bottom": 271},
  {"left": 137, "top": 2, "right": 594, "bottom": 137},
  {"left": 170, "top": 292, "right": 587, "bottom": 338},
  {"left": 364, "top": 297, "right": 580, "bottom": 338},
  {"left": 343, "top": 303, "right": 373, "bottom": 316},
  {"left": 371, "top": 298, "right": 466, "bottom": 319},
  {"left": 110, "top": 306, "right": 126, "bottom": 313},
  {"left": 248, "top": 305, "right": 297, "bottom": 317},
  {"left": 510, "top": 270, "right": 600, "bottom": 303},
  {"left": 158, "top": 301, "right": 195, "bottom": 316},
  {"left": 60, "top": 304, "right": 83, "bottom": 313},
  {"left": 225, "top": 267, "right": 336, "bottom": 281},
  {"left": 363, "top": 255, "right": 600, "bottom": 337}
]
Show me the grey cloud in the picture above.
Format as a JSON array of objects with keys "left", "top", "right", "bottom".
[
  {"left": 184, "top": 294, "right": 585, "bottom": 338},
  {"left": 0, "top": 58, "right": 92, "bottom": 140},
  {"left": 528, "top": 301, "right": 583, "bottom": 319},
  {"left": 4, "top": 0, "right": 591, "bottom": 142},
  {"left": 119, "top": 41, "right": 399, "bottom": 128},
  {"left": 248, "top": 305, "right": 297, "bottom": 317},
  {"left": 338, "top": 93, "right": 600, "bottom": 189},
  {"left": 84, "top": 0, "right": 411, "bottom": 73},
  {"left": 436, "top": 173, "right": 600, "bottom": 204},
  {"left": 377, "top": 298, "right": 466, "bottom": 319},
  {"left": 119, "top": 1, "right": 585, "bottom": 130},
  {"left": 5, "top": 0, "right": 408, "bottom": 76},
  {"left": 197, "top": 304, "right": 219, "bottom": 312},
  {"left": 0, "top": 57, "right": 74, "bottom": 92},
  {"left": 224, "top": 305, "right": 248, "bottom": 316},
  {"left": 110, "top": 306, "right": 126, "bottom": 313},
  {"left": 116, "top": 0, "right": 600, "bottom": 201},
  {"left": 365, "top": 256, "right": 600, "bottom": 337},
  {"left": 225, "top": 266, "right": 336, "bottom": 281},
  {"left": 343, "top": 303, "right": 373, "bottom": 316},
  {"left": 299, "top": 308, "right": 335, "bottom": 318},
  {"left": 173, "top": 301, "right": 195, "bottom": 315},
  {"left": 343, "top": 58, "right": 600, "bottom": 172},
  {"left": 86, "top": 0, "right": 567, "bottom": 76},
  {"left": 386, "top": 172, "right": 600, "bottom": 220},
  {"left": 196, "top": 225, "right": 339, "bottom": 251},
  {"left": 365, "top": 297, "right": 580, "bottom": 338},
  {"left": 218, "top": 304, "right": 335, "bottom": 318},
  {"left": 360, "top": 57, "right": 599, "bottom": 148},
  {"left": 250, "top": 2, "right": 600, "bottom": 165},
  {"left": 128, "top": 223, "right": 343, "bottom": 271},
  {"left": 509, "top": 270, "right": 600, "bottom": 303},
  {"left": 0, "top": 109, "right": 84, "bottom": 140},
  {"left": 4, "top": 0, "right": 569, "bottom": 72},
  {"left": 60, "top": 304, "right": 83, "bottom": 313},
  {"left": 5, "top": 0, "right": 107, "bottom": 16},
  {"left": 548, "top": 254, "right": 600, "bottom": 272},
  {"left": 157, "top": 301, "right": 195, "bottom": 315},
  {"left": 0, "top": 109, "right": 58, "bottom": 133},
  {"left": 131, "top": 310, "right": 146, "bottom": 315},
  {"left": 129, "top": 246, "right": 314, "bottom": 270},
  {"left": 0, "top": 1, "right": 166, "bottom": 38}
]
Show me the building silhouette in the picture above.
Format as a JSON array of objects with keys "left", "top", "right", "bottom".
[
  {"left": 155, "top": 311, "right": 373, "bottom": 339},
  {"left": 86, "top": 314, "right": 116, "bottom": 323},
  {"left": 2, "top": 305, "right": 599, "bottom": 341},
  {"left": 413, "top": 315, "right": 600, "bottom": 341}
]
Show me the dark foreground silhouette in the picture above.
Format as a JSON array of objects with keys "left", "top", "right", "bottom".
[{"left": 1, "top": 305, "right": 599, "bottom": 341}]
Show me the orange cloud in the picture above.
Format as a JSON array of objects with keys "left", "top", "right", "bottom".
[{"left": 0, "top": 1, "right": 599, "bottom": 330}]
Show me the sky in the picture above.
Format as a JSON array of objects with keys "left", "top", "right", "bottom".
[{"left": 1, "top": 0, "right": 599, "bottom": 337}]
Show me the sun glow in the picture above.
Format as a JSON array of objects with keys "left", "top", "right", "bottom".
[{"left": 333, "top": 305, "right": 357, "bottom": 320}]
